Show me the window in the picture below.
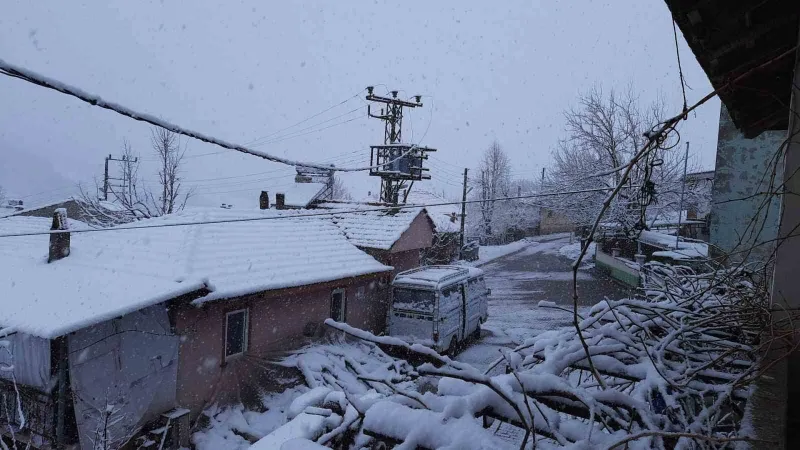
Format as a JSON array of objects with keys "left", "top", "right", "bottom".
[
  {"left": 331, "top": 289, "right": 346, "bottom": 322},
  {"left": 393, "top": 288, "right": 435, "bottom": 312},
  {"left": 225, "top": 309, "right": 249, "bottom": 359}
]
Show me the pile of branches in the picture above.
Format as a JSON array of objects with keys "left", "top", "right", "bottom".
[{"left": 274, "top": 261, "right": 772, "bottom": 449}]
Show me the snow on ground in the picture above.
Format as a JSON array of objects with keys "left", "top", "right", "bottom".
[
  {"left": 557, "top": 240, "right": 596, "bottom": 261},
  {"left": 457, "top": 238, "right": 593, "bottom": 373},
  {"left": 193, "top": 387, "right": 307, "bottom": 450},
  {"left": 459, "top": 239, "right": 532, "bottom": 267}
]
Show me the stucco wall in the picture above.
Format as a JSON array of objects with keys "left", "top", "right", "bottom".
[
  {"left": 540, "top": 208, "right": 575, "bottom": 235},
  {"left": 709, "top": 105, "right": 785, "bottom": 263},
  {"left": 174, "top": 274, "right": 389, "bottom": 414},
  {"left": 391, "top": 211, "right": 435, "bottom": 253}
]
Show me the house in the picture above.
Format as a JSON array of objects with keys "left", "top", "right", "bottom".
[
  {"left": 316, "top": 202, "right": 436, "bottom": 276},
  {"left": 684, "top": 170, "right": 714, "bottom": 221},
  {"left": 539, "top": 207, "right": 575, "bottom": 235},
  {"left": 259, "top": 166, "right": 334, "bottom": 210},
  {"left": 665, "top": 1, "right": 799, "bottom": 446},
  {"left": 405, "top": 190, "right": 462, "bottom": 264},
  {"left": 708, "top": 106, "right": 786, "bottom": 263},
  {"left": 0, "top": 207, "right": 391, "bottom": 448},
  {"left": 2, "top": 197, "right": 131, "bottom": 227}
]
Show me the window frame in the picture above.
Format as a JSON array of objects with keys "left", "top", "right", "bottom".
[
  {"left": 330, "top": 288, "right": 347, "bottom": 322},
  {"left": 224, "top": 308, "right": 249, "bottom": 361}
]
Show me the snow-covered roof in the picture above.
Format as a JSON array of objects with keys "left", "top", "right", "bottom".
[
  {"left": 405, "top": 190, "right": 460, "bottom": 233},
  {"left": 639, "top": 230, "right": 709, "bottom": 259},
  {"left": 393, "top": 265, "right": 483, "bottom": 289},
  {"left": 317, "top": 202, "right": 427, "bottom": 250},
  {"left": 0, "top": 208, "right": 390, "bottom": 339},
  {"left": 269, "top": 182, "right": 328, "bottom": 208}
]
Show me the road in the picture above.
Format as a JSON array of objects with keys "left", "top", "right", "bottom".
[
  {"left": 454, "top": 236, "right": 634, "bottom": 445},
  {"left": 457, "top": 236, "right": 634, "bottom": 372}
]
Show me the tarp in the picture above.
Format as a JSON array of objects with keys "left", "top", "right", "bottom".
[
  {"left": 0, "top": 332, "right": 51, "bottom": 390},
  {"left": 68, "top": 304, "right": 179, "bottom": 449}
]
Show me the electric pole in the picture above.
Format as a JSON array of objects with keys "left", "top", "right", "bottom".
[
  {"left": 365, "top": 86, "right": 436, "bottom": 204},
  {"left": 102, "top": 154, "right": 138, "bottom": 201},
  {"left": 676, "top": 141, "right": 690, "bottom": 249},
  {"left": 103, "top": 154, "right": 110, "bottom": 200},
  {"left": 459, "top": 168, "right": 469, "bottom": 259}
]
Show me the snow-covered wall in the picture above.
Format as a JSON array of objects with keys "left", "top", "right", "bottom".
[
  {"left": 174, "top": 274, "right": 389, "bottom": 414},
  {"left": 709, "top": 105, "right": 785, "bottom": 263}
]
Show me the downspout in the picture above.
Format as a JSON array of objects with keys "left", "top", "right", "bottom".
[{"left": 55, "top": 335, "right": 68, "bottom": 449}]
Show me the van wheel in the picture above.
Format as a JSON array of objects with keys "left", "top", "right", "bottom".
[
  {"left": 472, "top": 323, "right": 482, "bottom": 340},
  {"left": 447, "top": 337, "right": 459, "bottom": 355}
]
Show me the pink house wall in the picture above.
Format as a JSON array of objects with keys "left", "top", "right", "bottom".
[
  {"left": 362, "top": 211, "right": 435, "bottom": 277},
  {"left": 173, "top": 272, "right": 390, "bottom": 415},
  {"left": 391, "top": 211, "right": 435, "bottom": 253}
]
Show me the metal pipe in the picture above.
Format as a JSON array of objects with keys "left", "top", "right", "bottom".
[{"left": 676, "top": 141, "right": 690, "bottom": 249}]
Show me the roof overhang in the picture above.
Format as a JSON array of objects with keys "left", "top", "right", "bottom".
[{"left": 665, "top": 0, "right": 798, "bottom": 137}]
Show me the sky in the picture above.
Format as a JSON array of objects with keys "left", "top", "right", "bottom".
[{"left": 0, "top": 0, "right": 720, "bottom": 209}]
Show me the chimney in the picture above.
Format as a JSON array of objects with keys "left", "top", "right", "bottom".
[
  {"left": 275, "top": 193, "right": 286, "bottom": 210},
  {"left": 48, "top": 208, "right": 70, "bottom": 263},
  {"left": 259, "top": 191, "right": 269, "bottom": 210}
]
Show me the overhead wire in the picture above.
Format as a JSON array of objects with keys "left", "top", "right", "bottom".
[
  {"left": 243, "top": 89, "right": 365, "bottom": 146},
  {"left": 0, "top": 58, "right": 417, "bottom": 173},
  {"left": 248, "top": 106, "right": 364, "bottom": 148}
]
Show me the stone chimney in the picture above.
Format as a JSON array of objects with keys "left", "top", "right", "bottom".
[
  {"left": 48, "top": 208, "right": 70, "bottom": 263},
  {"left": 275, "top": 193, "right": 286, "bottom": 210},
  {"left": 259, "top": 191, "right": 269, "bottom": 210}
]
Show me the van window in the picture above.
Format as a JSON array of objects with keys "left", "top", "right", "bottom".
[
  {"left": 468, "top": 278, "right": 486, "bottom": 299},
  {"left": 440, "top": 284, "right": 463, "bottom": 310},
  {"left": 393, "top": 288, "right": 435, "bottom": 312}
]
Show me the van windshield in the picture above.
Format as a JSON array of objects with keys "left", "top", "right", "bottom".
[{"left": 393, "top": 288, "right": 435, "bottom": 313}]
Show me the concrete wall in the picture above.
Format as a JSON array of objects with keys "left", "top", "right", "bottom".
[
  {"left": 173, "top": 273, "right": 389, "bottom": 414},
  {"left": 540, "top": 208, "right": 575, "bottom": 235},
  {"left": 595, "top": 248, "right": 640, "bottom": 287},
  {"left": 709, "top": 105, "right": 785, "bottom": 263}
]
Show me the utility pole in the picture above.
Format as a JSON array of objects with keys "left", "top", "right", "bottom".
[
  {"left": 459, "top": 168, "right": 469, "bottom": 259},
  {"left": 103, "top": 154, "right": 110, "bottom": 200},
  {"left": 539, "top": 167, "right": 546, "bottom": 235},
  {"left": 676, "top": 141, "right": 690, "bottom": 249},
  {"left": 102, "top": 154, "right": 138, "bottom": 202},
  {"left": 365, "top": 86, "right": 436, "bottom": 204}
]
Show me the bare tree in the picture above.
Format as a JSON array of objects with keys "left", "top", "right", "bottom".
[
  {"left": 543, "top": 87, "right": 695, "bottom": 235},
  {"left": 0, "top": 184, "right": 5, "bottom": 205},
  {"left": 150, "top": 128, "right": 192, "bottom": 215},
  {"left": 78, "top": 129, "right": 193, "bottom": 227},
  {"left": 328, "top": 175, "right": 353, "bottom": 201},
  {"left": 475, "top": 141, "right": 511, "bottom": 238}
]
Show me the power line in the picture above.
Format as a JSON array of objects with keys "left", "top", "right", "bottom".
[
  {"left": 249, "top": 106, "right": 364, "bottom": 147},
  {"left": 0, "top": 58, "right": 413, "bottom": 173},
  {"left": 244, "top": 90, "right": 365, "bottom": 146},
  {"left": 0, "top": 186, "right": 634, "bottom": 239}
]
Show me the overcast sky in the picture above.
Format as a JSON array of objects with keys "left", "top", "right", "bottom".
[{"left": 0, "top": 0, "right": 720, "bottom": 208}]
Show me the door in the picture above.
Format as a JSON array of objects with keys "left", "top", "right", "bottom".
[
  {"left": 330, "top": 289, "right": 346, "bottom": 322},
  {"left": 460, "top": 284, "right": 467, "bottom": 338},
  {"left": 439, "top": 284, "right": 464, "bottom": 344},
  {"left": 466, "top": 277, "right": 486, "bottom": 332}
]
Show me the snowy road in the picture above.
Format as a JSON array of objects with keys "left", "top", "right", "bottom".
[
  {"left": 457, "top": 235, "right": 634, "bottom": 373},
  {"left": 454, "top": 236, "right": 634, "bottom": 445}
]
